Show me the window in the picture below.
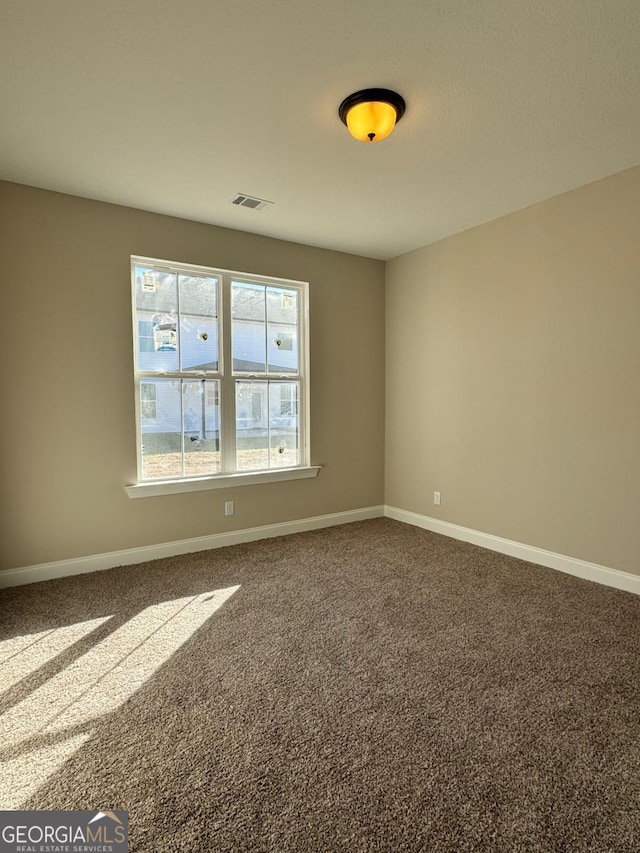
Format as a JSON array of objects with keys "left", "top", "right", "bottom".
[
  {"left": 137, "top": 321, "right": 155, "bottom": 353},
  {"left": 140, "top": 382, "right": 157, "bottom": 419},
  {"left": 130, "top": 257, "right": 313, "bottom": 492},
  {"left": 279, "top": 383, "right": 297, "bottom": 418}
]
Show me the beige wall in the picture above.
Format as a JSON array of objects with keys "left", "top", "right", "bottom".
[
  {"left": 0, "top": 181, "right": 385, "bottom": 571},
  {"left": 4, "top": 166, "right": 639, "bottom": 577},
  {"left": 386, "top": 165, "right": 640, "bottom": 576}
]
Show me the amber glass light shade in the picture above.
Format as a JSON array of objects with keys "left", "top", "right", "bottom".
[{"left": 346, "top": 101, "right": 397, "bottom": 142}]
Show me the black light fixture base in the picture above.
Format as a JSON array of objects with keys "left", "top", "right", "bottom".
[{"left": 338, "top": 88, "right": 406, "bottom": 126}]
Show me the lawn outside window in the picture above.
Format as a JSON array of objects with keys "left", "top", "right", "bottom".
[{"left": 126, "top": 256, "right": 318, "bottom": 498}]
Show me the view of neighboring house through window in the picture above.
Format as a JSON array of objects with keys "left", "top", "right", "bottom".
[{"left": 131, "top": 257, "right": 308, "bottom": 481}]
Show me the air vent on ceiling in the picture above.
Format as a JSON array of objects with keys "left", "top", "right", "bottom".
[{"left": 231, "top": 193, "right": 274, "bottom": 211}]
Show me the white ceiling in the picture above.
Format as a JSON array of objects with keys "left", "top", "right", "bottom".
[{"left": 1, "top": 1, "right": 639, "bottom": 260}]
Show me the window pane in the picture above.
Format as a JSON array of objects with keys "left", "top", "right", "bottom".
[
  {"left": 269, "top": 382, "right": 299, "bottom": 467},
  {"left": 232, "top": 282, "right": 266, "bottom": 373},
  {"left": 235, "top": 380, "right": 299, "bottom": 471},
  {"left": 183, "top": 380, "right": 220, "bottom": 476},
  {"left": 134, "top": 266, "right": 179, "bottom": 372},
  {"left": 235, "top": 380, "right": 268, "bottom": 471},
  {"left": 140, "top": 380, "right": 182, "bottom": 479},
  {"left": 267, "top": 288, "right": 298, "bottom": 375},
  {"left": 179, "top": 275, "right": 219, "bottom": 371}
]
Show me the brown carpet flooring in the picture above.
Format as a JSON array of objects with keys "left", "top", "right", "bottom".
[{"left": 1, "top": 518, "right": 640, "bottom": 852}]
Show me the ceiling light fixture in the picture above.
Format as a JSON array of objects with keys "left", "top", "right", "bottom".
[{"left": 338, "top": 88, "right": 406, "bottom": 143}]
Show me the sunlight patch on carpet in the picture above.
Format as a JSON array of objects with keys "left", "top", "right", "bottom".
[
  {"left": 0, "top": 732, "right": 92, "bottom": 809},
  {"left": 0, "top": 586, "right": 239, "bottom": 808},
  {"left": 0, "top": 617, "right": 112, "bottom": 694}
]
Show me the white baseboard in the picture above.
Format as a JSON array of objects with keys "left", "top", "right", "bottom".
[
  {"left": 6, "top": 504, "right": 638, "bottom": 596},
  {"left": 384, "top": 505, "right": 640, "bottom": 596},
  {"left": 0, "top": 506, "right": 385, "bottom": 589}
]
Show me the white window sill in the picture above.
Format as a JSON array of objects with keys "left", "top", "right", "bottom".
[{"left": 125, "top": 465, "right": 321, "bottom": 498}]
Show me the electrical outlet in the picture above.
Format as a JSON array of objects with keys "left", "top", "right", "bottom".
[
  {"left": 225, "top": 501, "right": 234, "bottom": 516},
  {"left": 433, "top": 491, "right": 441, "bottom": 506}
]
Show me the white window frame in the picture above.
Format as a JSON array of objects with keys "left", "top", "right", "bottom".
[{"left": 126, "top": 256, "right": 319, "bottom": 498}]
